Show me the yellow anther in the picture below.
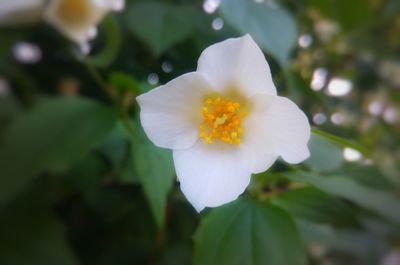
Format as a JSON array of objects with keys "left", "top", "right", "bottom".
[
  {"left": 199, "top": 96, "right": 246, "bottom": 146},
  {"left": 231, "top": 132, "right": 238, "bottom": 139},
  {"left": 57, "top": 0, "right": 89, "bottom": 22}
]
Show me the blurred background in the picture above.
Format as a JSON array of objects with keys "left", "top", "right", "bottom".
[{"left": 0, "top": 0, "right": 399, "bottom": 264}]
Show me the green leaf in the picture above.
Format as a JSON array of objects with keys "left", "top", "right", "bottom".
[
  {"left": 194, "top": 198, "right": 306, "bottom": 265},
  {"left": 125, "top": 2, "right": 198, "bottom": 57},
  {"left": 219, "top": 0, "right": 298, "bottom": 65},
  {"left": 333, "top": 163, "right": 392, "bottom": 190},
  {"left": 68, "top": 154, "right": 108, "bottom": 206},
  {"left": 0, "top": 97, "right": 117, "bottom": 206},
  {"left": 304, "top": 134, "right": 343, "bottom": 172},
  {"left": 86, "top": 15, "right": 121, "bottom": 68},
  {"left": 0, "top": 195, "right": 78, "bottom": 265},
  {"left": 271, "top": 187, "right": 356, "bottom": 225},
  {"left": 312, "top": 128, "right": 370, "bottom": 158},
  {"left": 284, "top": 171, "right": 400, "bottom": 225},
  {"left": 131, "top": 124, "right": 175, "bottom": 227}
]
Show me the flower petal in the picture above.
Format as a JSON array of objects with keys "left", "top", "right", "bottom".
[
  {"left": 197, "top": 34, "right": 277, "bottom": 97},
  {"left": 137, "top": 72, "right": 212, "bottom": 150},
  {"left": 0, "top": 0, "right": 44, "bottom": 25},
  {"left": 173, "top": 141, "right": 251, "bottom": 212},
  {"left": 242, "top": 95, "right": 310, "bottom": 172}
]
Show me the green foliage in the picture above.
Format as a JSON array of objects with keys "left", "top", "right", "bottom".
[
  {"left": 312, "top": 128, "right": 370, "bottom": 158},
  {"left": 0, "top": 193, "right": 78, "bottom": 265},
  {"left": 334, "top": 163, "right": 393, "bottom": 190},
  {"left": 0, "top": 97, "right": 117, "bottom": 206},
  {"left": 271, "top": 187, "right": 356, "bottom": 225},
  {"left": 220, "top": 0, "right": 298, "bottom": 64},
  {"left": 194, "top": 198, "right": 307, "bottom": 265},
  {"left": 285, "top": 171, "right": 400, "bottom": 225},
  {"left": 297, "top": 220, "right": 386, "bottom": 264},
  {"left": 125, "top": 2, "right": 199, "bottom": 57},
  {"left": 304, "top": 134, "right": 343, "bottom": 172},
  {"left": 131, "top": 124, "right": 175, "bottom": 227}
]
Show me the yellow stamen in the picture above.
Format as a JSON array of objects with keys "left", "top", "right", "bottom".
[
  {"left": 57, "top": 0, "right": 89, "bottom": 23},
  {"left": 199, "top": 96, "right": 246, "bottom": 146}
]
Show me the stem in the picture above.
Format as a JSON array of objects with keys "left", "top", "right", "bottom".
[{"left": 83, "top": 61, "right": 135, "bottom": 135}]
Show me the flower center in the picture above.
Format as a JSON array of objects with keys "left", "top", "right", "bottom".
[
  {"left": 57, "top": 0, "right": 89, "bottom": 23},
  {"left": 199, "top": 96, "right": 247, "bottom": 145}
]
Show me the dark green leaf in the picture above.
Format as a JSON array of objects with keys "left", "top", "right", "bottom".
[
  {"left": 109, "top": 72, "right": 141, "bottom": 95},
  {"left": 220, "top": 0, "right": 297, "bottom": 64},
  {"left": 194, "top": 198, "right": 306, "bottom": 265},
  {"left": 125, "top": 2, "right": 199, "bottom": 56},
  {"left": 68, "top": 154, "right": 108, "bottom": 205},
  {"left": 0, "top": 96, "right": 22, "bottom": 136},
  {"left": 284, "top": 171, "right": 400, "bottom": 224},
  {"left": 131, "top": 124, "right": 175, "bottom": 227},
  {"left": 0, "top": 195, "right": 78, "bottom": 265},
  {"left": 98, "top": 122, "right": 129, "bottom": 169},
  {"left": 271, "top": 187, "right": 356, "bottom": 225},
  {"left": 333, "top": 163, "right": 392, "bottom": 190},
  {"left": 0, "top": 97, "right": 117, "bottom": 206}
]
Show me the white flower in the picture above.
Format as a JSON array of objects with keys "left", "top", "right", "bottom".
[
  {"left": 44, "top": 0, "right": 120, "bottom": 44},
  {"left": 137, "top": 35, "right": 311, "bottom": 212},
  {"left": 0, "top": 0, "right": 123, "bottom": 44}
]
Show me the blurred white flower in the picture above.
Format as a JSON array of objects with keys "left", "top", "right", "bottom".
[
  {"left": 310, "top": 67, "right": 328, "bottom": 91},
  {"left": 343, "top": 147, "right": 362, "bottom": 162},
  {"left": 314, "top": 20, "right": 340, "bottom": 42},
  {"left": 383, "top": 107, "right": 399, "bottom": 124},
  {"left": 0, "top": 0, "right": 124, "bottom": 44},
  {"left": 379, "top": 60, "right": 400, "bottom": 88},
  {"left": 137, "top": 35, "right": 311, "bottom": 212},
  {"left": 326, "top": 77, "right": 353, "bottom": 97},
  {"left": 298, "top": 34, "right": 313, "bottom": 48},
  {"left": 44, "top": 0, "right": 121, "bottom": 44}
]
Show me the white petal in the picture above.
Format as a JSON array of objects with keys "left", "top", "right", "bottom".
[
  {"left": 0, "top": 0, "right": 43, "bottom": 16},
  {"left": 173, "top": 141, "right": 251, "bottom": 212},
  {"left": 242, "top": 95, "right": 310, "bottom": 171},
  {"left": 44, "top": 0, "right": 111, "bottom": 43},
  {"left": 137, "top": 72, "right": 212, "bottom": 150},
  {"left": 0, "top": 0, "right": 44, "bottom": 25},
  {"left": 197, "top": 34, "right": 277, "bottom": 97}
]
